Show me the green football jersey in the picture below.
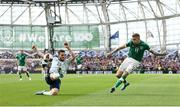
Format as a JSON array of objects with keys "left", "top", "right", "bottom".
[
  {"left": 76, "top": 56, "right": 83, "bottom": 65},
  {"left": 126, "top": 40, "right": 150, "bottom": 62},
  {"left": 16, "top": 53, "right": 27, "bottom": 66}
]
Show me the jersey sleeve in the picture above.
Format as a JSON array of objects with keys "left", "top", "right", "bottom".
[
  {"left": 16, "top": 54, "right": 19, "bottom": 59},
  {"left": 126, "top": 41, "right": 132, "bottom": 47},
  {"left": 144, "top": 43, "right": 150, "bottom": 50}
]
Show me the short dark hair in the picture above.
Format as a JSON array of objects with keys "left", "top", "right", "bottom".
[
  {"left": 58, "top": 50, "right": 65, "bottom": 54},
  {"left": 132, "top": 33, "right": 140, "bottom": 37}
]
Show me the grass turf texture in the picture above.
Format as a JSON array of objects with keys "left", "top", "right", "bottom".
[{"left": 0, "top": 74, "right": 180, "bottom": 106}]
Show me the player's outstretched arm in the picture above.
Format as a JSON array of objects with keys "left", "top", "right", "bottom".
[
  {"left": 23, "top": 51, "right": 34, "bottom": 57},
  {"left": 31, "top": 45, "right": 44, "bottom": 58},
  {"left": 149, "top": 49, "right": 166, "bottom": 56},
  {"left": 64, "top": 42, "right": 75, "bottom": 62},
  {"left": 106, "top": 44, "right": 126, "bottom": 57}
]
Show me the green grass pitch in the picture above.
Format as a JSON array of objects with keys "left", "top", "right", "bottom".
[{"left": 0, "top": 74, "right": 180, "bottom": 106}]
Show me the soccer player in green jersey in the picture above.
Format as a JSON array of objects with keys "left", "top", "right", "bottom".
[
  {"left": 76, "top": 55, "right": 83, "bottom": 66},
  {"left": 76, "top": 55, "right": 83, "bottom": 76},
  {"left": 107, "top": 33, "right": 166, "bottom": 93},
  {"left": 16, "top": 50, "right": 31, "bottom": 80}
]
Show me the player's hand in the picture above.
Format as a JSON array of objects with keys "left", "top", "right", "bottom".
[
  {"left": 64, "top": 42, "right": 69, "bottom": 49},
  {"left": 32, "top": 45, "right": 37, "bottom": 52}
]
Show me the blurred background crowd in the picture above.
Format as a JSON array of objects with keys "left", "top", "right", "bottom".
[{"left": 0, "top": 50, "right": 179, "bottom": 74}]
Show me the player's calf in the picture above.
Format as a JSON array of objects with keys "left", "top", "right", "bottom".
[
  {"left": 25, "top": 71, "right": 31, "bottom": 80},
  {"left": 110, "top": 74, "right": 127, "bottom": 93},
  {"left": 18, "top": 70, "right": 22, "bottom": 80}
]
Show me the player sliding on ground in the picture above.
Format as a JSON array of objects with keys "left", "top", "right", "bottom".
[
  {"left": 107, "top": 33, "right": 166, "bottom": 93},
  {"left": 35, "top": 42, "right": 75, "bottom": 96}
]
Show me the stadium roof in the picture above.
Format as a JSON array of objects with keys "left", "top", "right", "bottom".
[{"left": 0, "top": 0, "right": 127, "bottom": 4}]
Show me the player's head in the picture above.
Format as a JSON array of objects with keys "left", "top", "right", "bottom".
[
  {"left": 20, "top": 49, "right": 23, "bottom": 54},
  {"left": 58, "top": 50, "right": 65, "bottom": 61},
  {"left": 132, "top": 33, "right": 140, "bottom": 44},
  {"left": 32, "top": 45, "right": 37, "bottom": 52}
]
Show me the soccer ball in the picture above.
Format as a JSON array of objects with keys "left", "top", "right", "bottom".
[
  {"left": 43, "top": 53, "right": 53, "bottom": 60},
  {"left": 50, "top": 73, "right": 60, "bottom": 80}
]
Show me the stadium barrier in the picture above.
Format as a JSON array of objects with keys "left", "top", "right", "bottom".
[
  {"left": 76, "top": 70, "right": 112, "bottom": 74},
  {"left": 0, "top": 69, "right": 178, "bottom": 74}
]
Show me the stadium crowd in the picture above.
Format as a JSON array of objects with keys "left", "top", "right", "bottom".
[
  {"left": 76, "top": 54, "right": 180, "bottom": 73},
  {"left": 0, "top": 50, "right": 179, "bottom": 74}
]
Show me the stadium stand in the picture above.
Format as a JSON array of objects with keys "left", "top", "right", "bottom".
[{"left": 0, "top": 50, "right": 179, "bottom": 74}]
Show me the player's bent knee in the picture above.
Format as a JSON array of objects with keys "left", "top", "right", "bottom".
[
  {"left": 115, "top": 71, "right": 123, "bottom": 78},
  {"left": 122, "top": 71, "right": 129, "bottom": 78},
  {"left": 51, "top": 88, "right": 59, "bottom": 95},
  {"left": 115, "top": 73, "right": 121, "bottom": 78}
]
